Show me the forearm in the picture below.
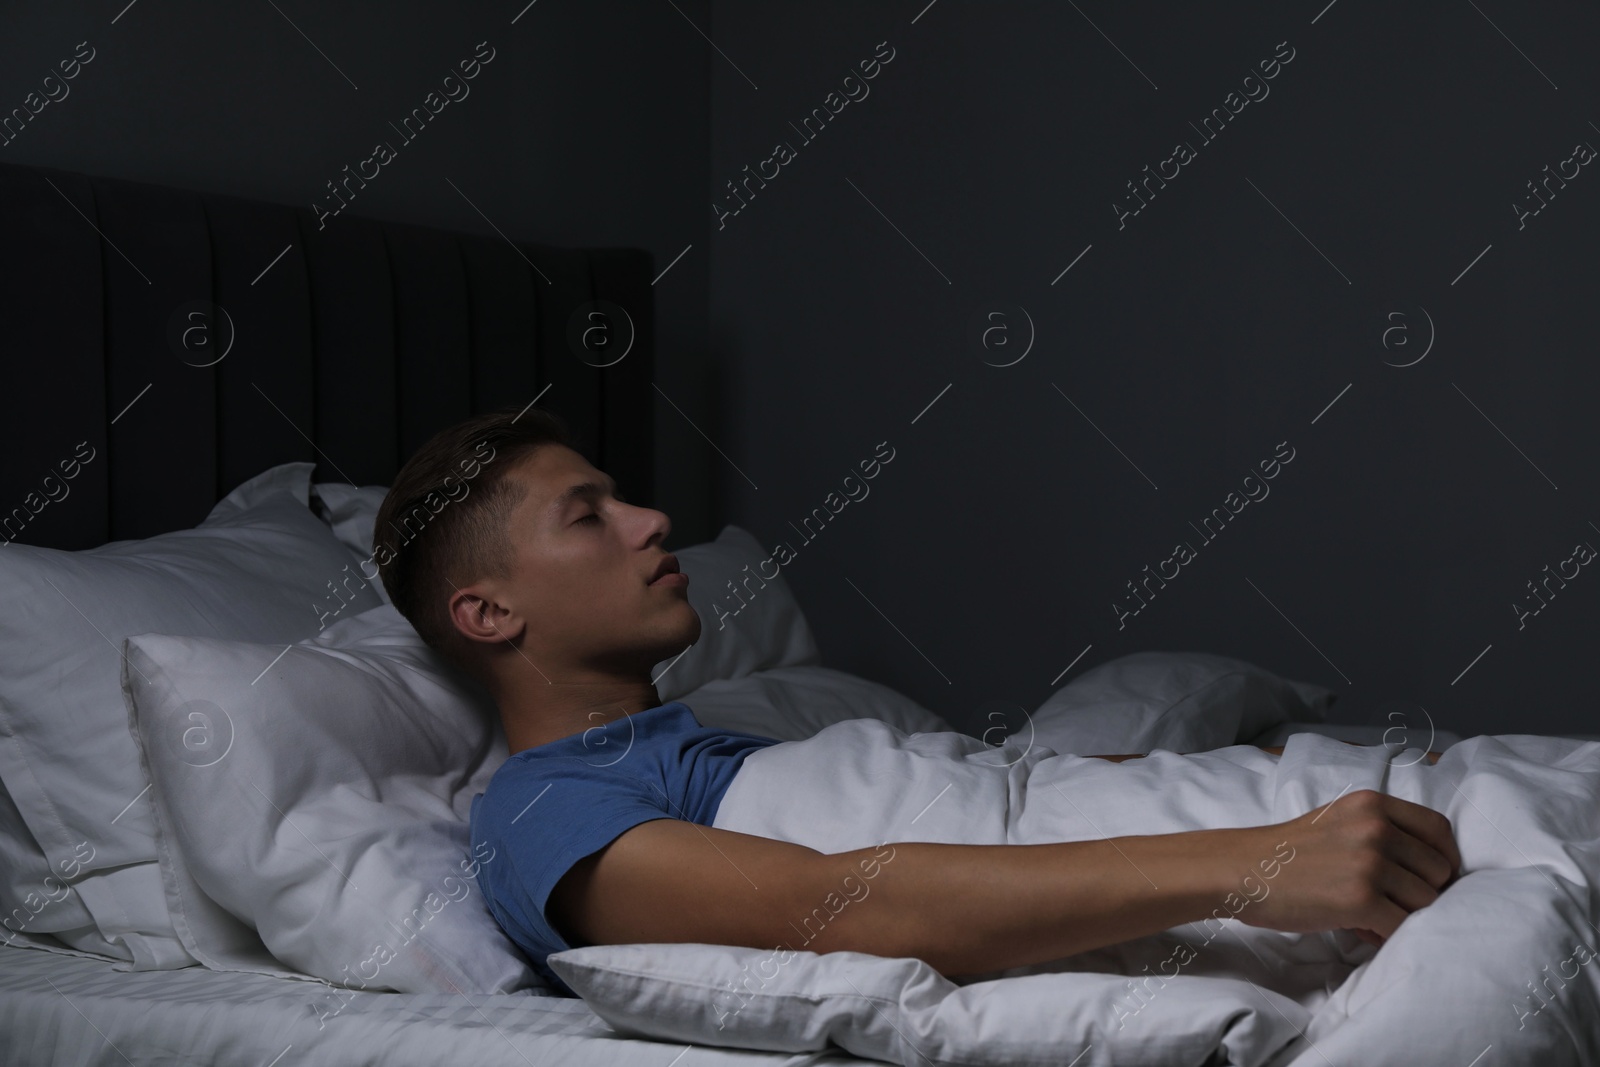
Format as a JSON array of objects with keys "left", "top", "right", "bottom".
[
  {"left": 557, "top": 758, "right": 1457, "bottom": 973},
  {"left": 803, "top": 828, "right": 1270, "bottom": 977}
]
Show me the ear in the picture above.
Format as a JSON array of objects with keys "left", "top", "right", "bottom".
[{"left": 447, "top": 581, "right": 526, "bottom": 646}]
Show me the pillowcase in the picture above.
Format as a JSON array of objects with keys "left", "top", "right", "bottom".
[
  {"left": 123, "top": 604, "right": 540, "bottom": 995},
  {"left": 0, "top": 462, "right": 383, "bottom": 969},
  {"left": 211, "top": 460, "right": 316, "bottom": 518},
  {"left": 0, "top": 458, "right": 319, "bottom": 957},
  {"left": 0, "top": 776, "right": 101, "bottom": 957},
  {"left": 686, "top": 665, "right": 951, "bottom": 741},
  {"left": 1026, "top": 651, "right": 1335, "bottom": 756},
  {"left": 547, "top": 941, "right": 1307, "bottom": 1067},
  {"left": 309, "top": 480, "right": 391, "bottom": 604},
  {"left": 651, "top": 525, "right": 822, "bottom": 700}
]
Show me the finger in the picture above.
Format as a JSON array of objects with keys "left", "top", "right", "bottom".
[
  {"left": 1383, "top": 826, "right": 1456, "bottom": 890},
  {"left": 1378, "top": 862, "right": 1442, "bottom": 914},
  {"left": 1359, "top": 895, "right": 1411, "bottom": 941},
  {"left": 1380, "top": 797, "right": 1462, "bottom": 873},
  {"left": 1353, "top": 927, "right": 1383, "bottom": 947}
]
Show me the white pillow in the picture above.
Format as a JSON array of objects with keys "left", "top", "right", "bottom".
[
  {"left": 0, "top": 779, "right": 101, "bottom": 956},
  {"left": 547, "top": 941, "right": 1307, "bottom": 1066},
  {"left": 0, "top": 464, "right": 382, "bottom": 969},
  {"left": 686, "top": 665, "right": 951, "bottom": 741},
  {"left": 652, "top": 525, "right": 822, "bottom": 700},
  {"left": 309, "top": 480, "right": 391, "bottom": 604},
  {"left": 0, "top": 459, "right": 320, "bottom": 958},
  {"left": 123, "top": 604, "right": 542, "bottom": 995},
  {"left": 1026, "top": 651, "right": 1334, "bottom": 756},
  {"left": 211, "top": 460, "right": 315, "bottom": 518}
]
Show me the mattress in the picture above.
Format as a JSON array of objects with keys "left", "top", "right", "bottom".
[{"left": 0, "top": 943, "right": 877, "bottom": 1067}]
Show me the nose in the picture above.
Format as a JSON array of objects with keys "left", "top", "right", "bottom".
[{"left": 633, "top": 499, "right": 671, "bottom": 544}]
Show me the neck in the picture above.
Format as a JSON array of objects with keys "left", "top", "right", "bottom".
[{"left": 493, "top": 669, "right": 664, "bottom": 754}]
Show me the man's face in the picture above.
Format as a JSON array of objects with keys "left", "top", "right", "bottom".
[{"left": 491, "top": 444, "right": 700, "bottom": 676}]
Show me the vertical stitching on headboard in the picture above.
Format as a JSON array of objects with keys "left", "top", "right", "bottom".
[
  {"left": 202, "top": 198, "right": 222, "bottom": 499},
  {"left": 589, "top": 253, "right": 605, "bottom": 473},
  {"left": 456, "top": 234, "right": 476, "bottom": 413},
  {"left": 527, "top": 240, "right": 543, "bottom": 421},
  {"left": 297, "top": 213, "right": 319, "bottom": 482},
  {"left": 381, "top": 224, "right": 403, "bottom": 472},
  {"left": 92, "top": 174, "right": 114, "bottom": 544}
]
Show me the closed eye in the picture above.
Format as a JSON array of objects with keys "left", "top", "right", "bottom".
[{"left": 571, "top": 485, "right": 625, "bottom": 526}]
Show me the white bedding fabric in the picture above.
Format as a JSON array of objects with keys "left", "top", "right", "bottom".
[
  {"left": 118, "top": 596, "right": 946, "bottom": 999},
  {"left": 1022, "top": 649, "right": 1336, "bottom": 756},
  {"left": 123, "top": 605, "right": 538, "bottom": 996},
  {"left": 686, "top": 664, "right": 950, "bottom": 741},
  {"left": 551, "top": 940, "right": 1307, "bottom": 1067},
  {"left": 0, "top": 941, "right": 879, "bottom": 1067},
  {"left": 674, "top": 721, "right": 1600, "bottom": 1065},
  {"left": 19, "top": 619, "right": 1593, "bottom": 1064},
  {"left": 0, "top": 464, "right": 383, "bottom": 970}
]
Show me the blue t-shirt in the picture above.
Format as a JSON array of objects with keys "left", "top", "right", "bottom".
[{"left": 469, "top": 701, "right": 778, "bottom": 992}]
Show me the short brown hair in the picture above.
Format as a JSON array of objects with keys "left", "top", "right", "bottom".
[{"left": 373, "top": 405, "right": 573, "bottom": 674}]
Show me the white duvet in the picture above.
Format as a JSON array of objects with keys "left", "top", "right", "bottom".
[{"left": 700, "top": 722, "right": 1600, "bottom": 1065}]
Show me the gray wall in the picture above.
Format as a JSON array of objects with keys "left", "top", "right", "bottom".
[
  {"left": 6, "top": 1, "right": 1595, "bottom": 741},
  {"left": 707, "top": 1, "right": 1600, "bottom": 739},
  {"left": 0, "top": 0, "right": 718, "bottom": 546}
]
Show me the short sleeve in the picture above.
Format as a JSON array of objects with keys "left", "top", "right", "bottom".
[{"left": 470, "top": 755, "right": 674, "bottom": 986}]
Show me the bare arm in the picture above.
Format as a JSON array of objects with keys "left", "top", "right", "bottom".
[{"left": 549, "top": 789, "right": 1460, "bottom": 978}]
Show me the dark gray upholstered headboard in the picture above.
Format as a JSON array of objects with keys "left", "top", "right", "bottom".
[{"left": 0, "top": 159, "right": 654, "bottom": 551}]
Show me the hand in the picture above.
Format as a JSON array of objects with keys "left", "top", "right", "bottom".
[{"left": 1234, "top": 789, "right": 1460, "bottom": 946}]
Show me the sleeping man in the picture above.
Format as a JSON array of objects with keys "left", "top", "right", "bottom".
[{"left": 369, "top": 405, "right": 1470, "bottom": 998}]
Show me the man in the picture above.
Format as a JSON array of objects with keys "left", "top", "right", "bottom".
[{"left": 373, "top": 406, "right": 1459, "bottom": 992}]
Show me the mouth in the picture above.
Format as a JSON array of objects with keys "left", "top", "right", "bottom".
[{"left": 648, "top": 554, "right": 688, "bottom": 588}]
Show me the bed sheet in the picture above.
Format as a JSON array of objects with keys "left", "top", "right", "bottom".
[{"left": 0, "top": 943, "right": 878, "bottom": 1067}]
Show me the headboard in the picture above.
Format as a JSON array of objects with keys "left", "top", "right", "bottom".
[{"left": 0, "top": 159, "right": 655, "bottom": 551}]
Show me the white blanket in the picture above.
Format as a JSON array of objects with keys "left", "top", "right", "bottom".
[{"left": 711, "top": 722, "right": 1600, "bottom": 1065}]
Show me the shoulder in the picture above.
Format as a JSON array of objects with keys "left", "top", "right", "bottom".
[{"left": 474, "top": 747, "right": 673, "bottom": 842}]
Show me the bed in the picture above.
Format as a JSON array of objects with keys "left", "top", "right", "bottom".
[
  {"left": 5, "top": 157, "right": 1600, "bottom": 1067},
  {"left": 0, "top": 157, "right": 888, "bottom": 1067}
]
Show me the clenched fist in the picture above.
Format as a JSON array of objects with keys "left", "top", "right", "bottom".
[{"left": 1234, "top": 789, "right": 1461, "bottom": 946}]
